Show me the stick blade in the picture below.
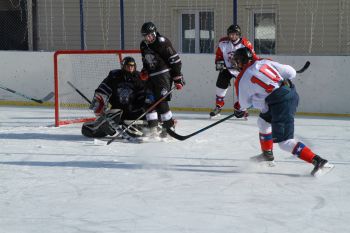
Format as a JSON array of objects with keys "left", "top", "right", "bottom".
[
  {"left": 166, "top": 127, "right": 188, "bottom": 141},
  {"left": 296, "top": 61, "right": 310, "bottom": 73},
  {"left": 41, "top": 92, "right": 54, "bottom": 102}
]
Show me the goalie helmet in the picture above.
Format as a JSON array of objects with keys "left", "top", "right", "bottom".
[
  {"left": 233, "top": 47, "right": 253, "bottom": 67},
  {"left": 141, "top": 22, "right": 157, "bottom": 36},
  {"left": 121, "top": 56, "right": 136, "bottom": 71},
  {"left": 227, "top": 24, "right": 241, "bottom": 36}
]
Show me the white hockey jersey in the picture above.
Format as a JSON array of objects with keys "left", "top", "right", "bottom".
[
  {"left": 234, "top": 59, "right": 297, "bottom": 113},
  {"left": 215, "top": 37, "right": 258, "bottom": 77}
]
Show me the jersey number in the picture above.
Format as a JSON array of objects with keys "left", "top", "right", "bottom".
[{"left": 250, "top": 64, "right": 282, "bottom": 93}]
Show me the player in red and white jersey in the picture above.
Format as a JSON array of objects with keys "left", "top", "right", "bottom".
[
  {"left": 209, "top": 24, "right": 258, "bottom": 118},
  {"left": 232, "top": 47, "right": 333, "bottom": 176}
]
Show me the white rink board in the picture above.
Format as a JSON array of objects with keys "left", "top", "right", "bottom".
[{"left": 0, "top": 51, "right": 349, "bottom": 114}]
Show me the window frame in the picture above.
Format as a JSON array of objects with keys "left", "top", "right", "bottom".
[
  {"left": 178, "top": 9, "right": 214, "bottom": 54},
  {"left": 250, "top": 8, "right": 277, "bottom": 54}
]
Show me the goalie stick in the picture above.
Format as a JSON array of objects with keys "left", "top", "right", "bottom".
[
  {"left": 296, "top": 61, "right": 310, "bottom": 73},
  {"left": 67, "top": 81, "right": 92, "bottom": 104},
  {"left": 166, "top": 112, "right": 236, "bottom": 141},
  {"left": 0, "top": 83, "right": 54, "bottom": 104}
]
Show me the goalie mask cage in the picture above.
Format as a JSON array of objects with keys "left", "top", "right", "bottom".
[{"left": 54, "top": 50, "right": 141, "bottom": 127}]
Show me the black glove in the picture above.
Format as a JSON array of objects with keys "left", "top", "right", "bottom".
[
  {"left": 233, "top": 101, "right": 248, "bottom": 118},
  {"left": 173, "top": 75, "right": 185, "bottom": 90},
  {"left": 215, "top": 60, "right": 225, "bottom": 71}
]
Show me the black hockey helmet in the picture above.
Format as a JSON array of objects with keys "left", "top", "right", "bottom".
[
  {"left": 141, "top": 22, "right": 157, "bottom": 36},
  {"left": 227, "top": 24, "right": 241, "bottom": 36},
  {"left": 233, "top": 47, "right": 253, "bottom": 67},
  {"left": 121, "top": 56, "right": 136, "bottom": 70}
]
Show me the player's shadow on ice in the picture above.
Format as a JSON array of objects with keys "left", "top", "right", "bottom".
[
  {"left": 0, "top": 160, "right": 306, "bottom": 177},
  {"left": 0, "top": 132, "right": 86, "bottom": 141}
]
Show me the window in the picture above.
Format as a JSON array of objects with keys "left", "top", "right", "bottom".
[
  {"left": 0, "top": 1, "right": 29, "bottom": 50},
  {"left": 253, "top": 11, "right": 276, "bottom": 54},
  {"left": 180, "top": 11, "right": 214, "bottom": 53}
]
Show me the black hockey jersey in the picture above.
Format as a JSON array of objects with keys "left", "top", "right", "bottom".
[
  {"left": 95, "top": 69, "right": 146, "bottom": 119},
  {"left": 140, "top": 33, "right": 182, "bottom": 77}
]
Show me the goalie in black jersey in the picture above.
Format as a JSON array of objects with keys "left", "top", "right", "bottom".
[{"left": 82, "top": 56, "right": 149, "bottom": 138}]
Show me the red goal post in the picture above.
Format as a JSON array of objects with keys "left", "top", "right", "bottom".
[{"left": 53, "top": 49, "right": 141, "bottom": 127}]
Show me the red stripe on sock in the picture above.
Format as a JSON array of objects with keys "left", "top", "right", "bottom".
[{"left": 259, "top": 133, "right": 273, "bottom": 151}]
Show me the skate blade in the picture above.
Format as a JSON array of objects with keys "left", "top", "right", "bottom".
[
  {"left": 93, "top": 139, "right": 107, "bottom": 146},
  {"left": 160, "top": 136, "right": 175, "bottom": 143},
  {"left": 125, "top": 137, "right": 143, "bottom": 144},
  {"left": 313, "top": 163, "right": 335, "bottom": 177},
  {"left": 141, "top": 136, "right": 161, "bottom": 142},
  {"left": 251, "top": 159, "right": 276, "bottom": 167},
  {"left": 209, "top": 114, "right": 221, "bottom": 119},
  {"left": 262, "top": 161, "right": 276, "bottom": 167}
]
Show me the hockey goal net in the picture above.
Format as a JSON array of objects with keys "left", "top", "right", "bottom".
[{"left": 54, "top": 50, "right": 141, "bottom": 127}]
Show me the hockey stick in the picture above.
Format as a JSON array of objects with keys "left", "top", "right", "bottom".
[
  {"left": 67, "top": 81, "right": 92, "bottom": 104},
  {"left": 166, "top": 112, "right": 236, "bottom": 141},
  {"left": 0, "top": 83, "right": 54, "bottom": 104},
  {"left": 107, "top": 87, "right": 176, "bottom": 145},
  {"left": 296, "top": 61, "right": 310, "bottom": 73}
]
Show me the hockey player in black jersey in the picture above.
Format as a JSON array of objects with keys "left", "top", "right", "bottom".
[
  {"left": 82, "top": 56, "right": 148, "bottom": 138},
  {"left": 140, "top": 21, "right": 185, "bottom": 137}
]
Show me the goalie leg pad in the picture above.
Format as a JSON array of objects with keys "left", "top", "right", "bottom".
[
  {"left": 82, "top": 121, "right": 110, "bottom": 138},
  {"left": 81, "top": 109, "right": 123, "bottom": 138}
]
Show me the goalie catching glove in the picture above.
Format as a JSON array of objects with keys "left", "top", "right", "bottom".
[
  {"left": 173, "top": 75, "right": 185, "bottom": 90},
  {"left": 89, "top": 92, "right": 109, "bottom": 116},
  {"left": 233, "top": 101, "right": 249, "bottom": 118}
]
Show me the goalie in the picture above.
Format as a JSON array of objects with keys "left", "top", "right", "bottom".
[{"left": 82, "top": 56, "right": 149, "bottom": 139}]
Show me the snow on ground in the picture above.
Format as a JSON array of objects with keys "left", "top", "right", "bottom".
[{"left": 1, "top": 106, "right": 350, "bottom": 233}]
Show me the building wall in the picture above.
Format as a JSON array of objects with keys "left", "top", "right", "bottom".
[
  {"left": 35, "top": 0, "right": 120, "bottom": 50},
  {"left": 122, "top": 0, "right": 234, "bottom": 51},
  {"left": 238, "top": 0, "right": 350, "bottom": 55},
  {"left": 34, "top": 0, "right": 234, "bottom": 51},
  {"left": 31, "top": 0, "right": 350, "bottom": 55}
]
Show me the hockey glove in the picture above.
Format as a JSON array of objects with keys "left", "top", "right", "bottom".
[
  {"left": 233, "top": 101, "right": 248, "bottom": 118},
  {"left": 89, "top": 92, "right": 109, "bottom": 116},
  {"left": 215, "top": 60, "right": 225, "bottom": 71},
  {"left": 173, "top": 75, "right": 185, "bottom": 90},
  {"left": 140, "top": 69, "right": 149, "bottom": 81}
]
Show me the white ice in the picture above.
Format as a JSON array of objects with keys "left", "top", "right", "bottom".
[{"left": 1, "top": 106, "right": 350, "bottom": 233}]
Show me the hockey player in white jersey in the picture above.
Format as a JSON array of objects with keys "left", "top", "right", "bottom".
[
  {"left": 209, "top": 24, "right": 258, "bottom": 118},
  {"left": 232, "top": 47, "right": 333, "bottom": 176}
]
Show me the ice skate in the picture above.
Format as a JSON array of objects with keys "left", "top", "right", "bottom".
[
  {"left": 141, "top": 125, "right": 162, "bottom": 142},
  {"left": 311, "top": 155, "right": 334, "bottom": 177},
  {"left": 250, "top": 150, "right": 276, "bottom": 167},
  {"left": 209, "top": 106, "right": 222, "bottom": 118},
  {"left": 159, "top": 119, "right": 176, "bottom": 141}
]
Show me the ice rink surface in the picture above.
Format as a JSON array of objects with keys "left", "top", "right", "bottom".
[{"left": 1, "top": 106, "right": 350, "bottom": 233}]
